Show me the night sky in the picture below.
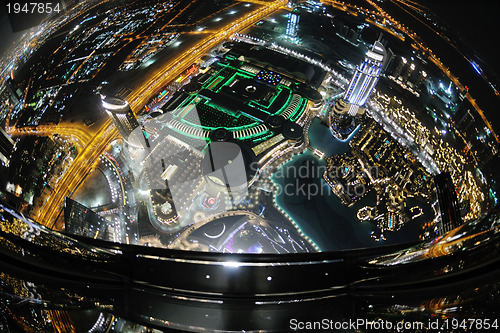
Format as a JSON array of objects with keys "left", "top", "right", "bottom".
[
  {"left": 418, "top": 0, "right": 500, "bottom": 79},
  {"left": 0, "top": 2, "right": 24, "bottom": 57}
]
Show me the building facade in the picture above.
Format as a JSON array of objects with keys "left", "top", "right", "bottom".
[
  {"left": 330, "top": 41, "right": 386, "bottom": 140},
  {"left": 102, "top": 96, "right": 140, "bottom": 140},
  {"left": 0, "top": 128, "right": 15, "bottom": 166}
]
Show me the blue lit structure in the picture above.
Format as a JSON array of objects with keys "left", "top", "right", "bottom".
[
  {"left": 329, "top": 41, "right": 386, "bottom": 139},
  {"left": 344, "top": 41, "right": 386, "bottom": 110},
  {"left": 286, "top": 11, "right": 299, "bottom": 38}
]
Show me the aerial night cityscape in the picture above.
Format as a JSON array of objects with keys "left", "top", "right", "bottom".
[{"left": 0, "top": 0, "right": 500, "bottom": 331}]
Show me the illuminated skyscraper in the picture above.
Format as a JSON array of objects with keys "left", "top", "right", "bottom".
[
  {"left": 102, "top": 96, "right": 140, "bottom": 140},
  {"left": 0, "top": 128, "right": 14, "bottom": 166},
  {"left": 330, "top": 41, "right": 386, "bottom": 139},
  {"left": 343, "top": 41, "right": 386, "bottom": 113},
  {"left": 286, "top": 10, "right": 300, "bottom": 38},
  {"left": 5, "top": 77, "right": 23, "bottom": 106}
]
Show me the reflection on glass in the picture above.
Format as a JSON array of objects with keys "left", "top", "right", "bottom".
[{"left": 1, "top": 0, "right": 500, "bottom": 330}]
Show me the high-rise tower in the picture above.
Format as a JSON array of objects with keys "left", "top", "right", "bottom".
[
  {"left": 342, "top": 40, "right": 386, "bottom": 114},
  {"left": 102, "top": 96, "right": 140, "bottom": 140},
  {"left": 286, "top": 10, "right": 300, "bottom": 38},
  {"left": 330, "top": 41, "right": 386, "bottom": 139},
  {"left": 0, "top": 128, "right": 15, "bottom": 166},
  {"left": 5, "top": 77, "right": 23, "bottom": 106}
]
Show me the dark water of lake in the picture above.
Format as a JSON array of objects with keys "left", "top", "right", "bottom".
[{"left": 271, "top": 118, "right": 431, "bottom": 251}]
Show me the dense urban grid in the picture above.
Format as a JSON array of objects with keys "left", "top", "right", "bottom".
[{"left": 0, "top": 0, "right": 498, "bottom": 252}]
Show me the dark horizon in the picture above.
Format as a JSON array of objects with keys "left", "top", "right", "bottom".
[{"left": 418, "top": 0, "right": 500, "bottom": 77}]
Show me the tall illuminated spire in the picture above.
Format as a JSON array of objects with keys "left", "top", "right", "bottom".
[
  {"left": 344, "top": 41, "right": 386, "bottom": 113},
  {"left": 329, "top": 41, "right": 387, "bottom": 139}
]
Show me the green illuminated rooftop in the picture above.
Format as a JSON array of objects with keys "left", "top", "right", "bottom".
[{"left": 164, "top": 52, "right": 310, "bottom": 145}]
